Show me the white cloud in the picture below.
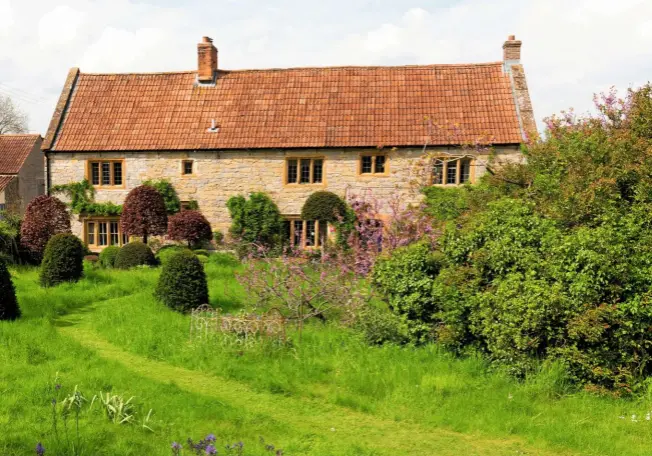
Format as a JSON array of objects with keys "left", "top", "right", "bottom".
[
  {"left": 38, "top": 5, "right": 86, "bottom": 48},
  {"left": 1, "top": 0, "right": 651, "bottom": 134}
]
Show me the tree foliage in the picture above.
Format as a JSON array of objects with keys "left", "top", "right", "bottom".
[
  {"left": 374, "top": 84, "right": 652, "bottom": 392},
  {"left": 20, "top": 195, "right": 71, "bottom": 259},
  {"left": 51, "top": 180, "right": 122, "bottom": 216},
  {"left": 142, "top": 179, "right": 181, "bottom": 214},
  {"left": 167, "top": 210, "right": 212, "bottom": 247},
  {"left": 120, "top": 185, "right": 168, "bottom": 243},
  {"left": 40, "top": 233, "right": 84, "bottom": 287}
]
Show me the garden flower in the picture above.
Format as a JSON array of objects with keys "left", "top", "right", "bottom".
[
  {"left": 171, "top": 442, "right": 182, "bottom": 455},
  {"left": 35, "top": 442, "right": 45, "bottom": 455},
  {"left": 205, "top": 444, "right": 217, "bottom": 455},
  {"left": 205, "top": 433, "right": 216, "bottom": 443}
]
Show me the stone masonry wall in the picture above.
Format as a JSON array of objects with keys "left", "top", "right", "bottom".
[{"left": 49, "top": 146, "right": 522, "bottom": 238}]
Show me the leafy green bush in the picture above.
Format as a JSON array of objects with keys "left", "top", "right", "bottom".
[
  {"left": 154, "top": 249, "right": 209, "bottom": 312},
  {"left": 196, "top": 254, "right": 209, "bottom": 264},
  {"left": 372, "top": 242, "right": 444, "bottom": 342},
  {"left": 301, "top": 191, "right": 348, "bottom": 222},
  {"left": 355, "top": 306, "right": 409, "bottom": 345},
  {"left": 226, "top": 193, "right": 283, "bottom": 255},
  {"left": 0, "top": 258, "right": 19, "bottom": 320},
  {"left": 422, "top": 186, "right": 470, "bottom": 221},
  {"left": 143, "top": 179, "right": 180, "bottom": 214},
  {"left": 40, "top": 233, "right": 84, "bottom": 287},
  {"left": 114, "top": 242, "right": 156, "bottom": 269},
  {"left": 156, "top": 245, "right": 191, "bottom": 266},
  {"left": 99, "top": 246, "right": 120, "bottom": 268}
]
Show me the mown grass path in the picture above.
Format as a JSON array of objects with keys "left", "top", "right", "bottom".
[{"left": 57, "top": 307, "right": 577, "bottom": 456}]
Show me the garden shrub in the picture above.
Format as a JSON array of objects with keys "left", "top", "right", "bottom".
[
  {"left": 213, "top": 230, "right": 224, "bottom": 245},
  {"left": 301, "top": 191, "right": 348, "bottom": 222},
  {"left": 156, "top": 245, "right": 191, "bottom": 266},
  {"left": 0, "top": 258, "right": 19, "bottom": 320},
  {"left": 154, "top": 249, "right": 208, "bottom": 312},
  {"left": 114, "top": 242, "right": 156, "bottom": 269},
  {"left": 40, "top": 233, "right": 84, "bottom": 287},
  {"left": 355, "top": 306, "right": 409, "bottom": 346},
  {"left": 196, "top": 254, "right": 209, "bottom": 264},
  {"left": 120, "top": 186, "right": 168, "bottom": 243},
  {"left": 99, "top": 246, "right": 120, "bottom": 268},
  {"left": 372, "top": 242, "right": 445, "bottom": 342},
  {"left": 422, "top": 186, "right": 469, "bottom": 221},
  {"left": 226, "top": 193, "right": 283, "bottom": 255},
  {"left": 167, "top": 210, "right": 212, "bottom": 247},
  {"left": 21, "top": 195, "right": 71, "bottom": 259}
]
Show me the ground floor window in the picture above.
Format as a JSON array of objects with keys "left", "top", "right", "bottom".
[
  {"left": 85, "top": 218, "right": 129, "bottom": 249},
  {"left": 283, "top": 218, "right": 327, "bottom": 249}
]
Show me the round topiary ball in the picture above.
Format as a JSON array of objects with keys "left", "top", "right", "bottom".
[
  {"left": 40, "top": 233, "right": 84, "bottom": 287},
  {"left": 114, "top": 242, "right": 156, "bottom": 269},
  {"left": 99, "top": 245, "right": 120, "bottom": 268},
  {"left": 301, "top": 191, "right": 348, "bottom": 222},
  {"left": 154, "top": 249, "right": 209, "bottom": 312},
  {"left": 0, "top": 258, "right": 20, "bottom": 320}
]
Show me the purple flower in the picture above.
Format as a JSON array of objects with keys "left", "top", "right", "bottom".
[
  {"left": 205, "top": 433, "right": 216, "bottom": 443},
  {"left": 170, "top": 442, "right": 182, "bottom": 454},
  {"left": 35, "top": 442, "right": 45, "bottom": 455},
  {"left": 205, "top": 445, "right": 217, "bottom": 455}
]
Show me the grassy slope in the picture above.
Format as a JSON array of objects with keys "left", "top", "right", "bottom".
[{"left": 1, "top": 256, "right": 651, "bottom": 455}]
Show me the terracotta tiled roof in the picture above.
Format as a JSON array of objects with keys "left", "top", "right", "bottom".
[
  {"left": 48, "top": 63, "right": 523, "bottom": 151},
  {"left": 0, "top": 175, "right": 15, "bottom": 192},
  {"left": 0, "top": 134, "right": 41, "bottom": 173}
]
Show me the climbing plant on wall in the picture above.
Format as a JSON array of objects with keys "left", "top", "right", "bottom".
[{"left": 51, "top": 180, "right": 123, "bottom": 216}]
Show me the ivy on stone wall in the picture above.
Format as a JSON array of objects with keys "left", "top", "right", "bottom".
[{"left": 51, "top": 180, "right": 123, "bottom": 216}]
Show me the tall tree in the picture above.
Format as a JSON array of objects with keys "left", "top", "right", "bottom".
[
  {"left": 120, "top": 185, "right": 168, "bottom": 244},
  {"left": 0, "top": 95, "right": 28, "bottom": 134},
  {"left": 20, "top": 195, "right": 71, "bottom": 260}
]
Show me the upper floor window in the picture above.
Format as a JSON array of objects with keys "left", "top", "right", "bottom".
[
  {"left": 360, "top": 154, "right": 387, "bottom": 175},
  {"left": 432, "top": 157, "right": 472, "bottom": 185},
  {"left": 88, "top": 160, "right": 124, "bottom": 187},
  {"left": 286, "top": 158, "right": 323, "bottom": 184},
  {"left": 182, "top": 160, "right": 194, "bottom": 175}
]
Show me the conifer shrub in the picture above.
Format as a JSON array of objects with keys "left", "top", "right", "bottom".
[
  {"left": 0, "top": 258, "right": 20, "bottom": 320},
  {"left": 156, "top": 245, "right": 191, "bottom": 266},
  {"left": 301, "top": 191, "right": 348, "bottom": 223},
  {"left": 154, "top": 249, "right": 208, "bottom": 312},
  {"left": 114, "top": 242, "right": 156, "bottom": 269},
  {"left": 40, "top": 233, "right": 84, "bottom": 287},
  {"left": 99, "top": 246, "right": 120, "bottom": 268}
]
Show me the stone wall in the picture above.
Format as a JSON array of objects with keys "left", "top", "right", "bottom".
[
  {"left": 17, "top": 137, "right": 45, "bottom": 214},
  {"left": 49, "top": 146, "right": 522, "bottom": 237}
]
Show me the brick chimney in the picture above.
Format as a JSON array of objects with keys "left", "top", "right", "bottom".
[
  {"left": 503, "top": 35, "right": 522, "bottom": 62},
  {"left": 197, "top": 36, "right": 218, "bottom": 83}
]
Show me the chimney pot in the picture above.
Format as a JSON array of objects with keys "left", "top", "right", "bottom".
[
  {"left": 503, "top": 34, "right": 522, "bottom": 62},
  {"left": 197, "top": 36, "right": 218, "bottom": 83}
]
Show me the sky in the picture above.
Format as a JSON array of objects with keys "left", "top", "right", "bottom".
[{"left": 1, "top": 0, "right": 652, "bottom": 135}]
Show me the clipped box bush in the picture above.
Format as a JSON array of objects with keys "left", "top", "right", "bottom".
[
  {"left": 114, "top": 242, "right": 156, "bottom": 269},
  {"left": 0, "top": 258, "right": 20, "bottom": 320},
  {"left": 40, "top": 233, "right": 84, "bottom": 287},
  {"left": 156, "top": 245, "right": 191, "bottom": 266},
  {"left": 99, "top": 245, "right": 120, "bottom": 268},
  {"left": 301, "top": 191, "right": 348, "bottom": 223},
  {"left": 155, "top": 249, "right": 209, "bottom": 312}
]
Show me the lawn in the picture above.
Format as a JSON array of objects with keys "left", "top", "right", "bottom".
[{"left": 2, "top": 254, "right": 652, "bottom": 455}]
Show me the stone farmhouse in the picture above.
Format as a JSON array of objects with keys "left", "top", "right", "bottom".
[
  {"left": 0, "top": 134, "right": 45, "bottom": 215},
  {"left": 42, "top": 35, "right": 534, "bottom": 251}
]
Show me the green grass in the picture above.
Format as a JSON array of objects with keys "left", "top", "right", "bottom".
[{"left": 2, "top": 254, "right": 652, "bottom": 455}]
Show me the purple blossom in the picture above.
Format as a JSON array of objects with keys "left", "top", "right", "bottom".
[
  {"left": 35, "top": 442, "right": 45, "bottom": 456},
  {"left": 170, "top": 442, "right": 182, "bottom": 455},
  {"left": 205, "top": 444, "right": 217, "bottom": 455},
  {"left": 205, "top": 434, "right": 216, "bottom": 443}
]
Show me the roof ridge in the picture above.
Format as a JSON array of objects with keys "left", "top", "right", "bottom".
[
  {"left": 0, "top": 133, "right": 41, "bottom": 137},
  {"left": 78, "top": 61, "right": 505, "bottom": 77}
]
